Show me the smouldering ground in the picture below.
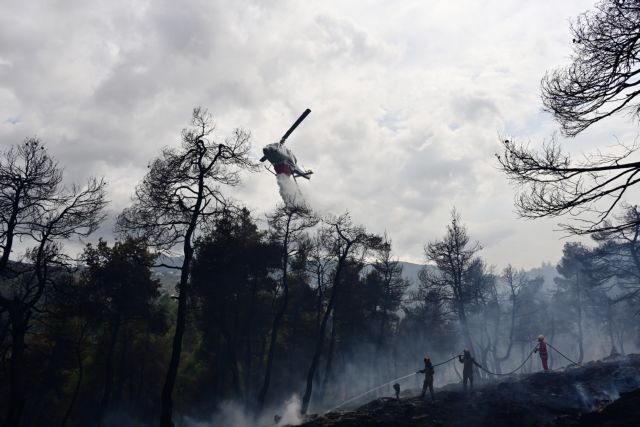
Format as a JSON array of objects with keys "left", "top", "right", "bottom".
[{"left": 299, "top": 354, "right": 640, "bottom": 427}]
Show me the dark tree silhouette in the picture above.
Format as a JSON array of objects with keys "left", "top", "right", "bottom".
[
  {"left": 79, "top": 238, "right": 161, "bottom": 417},
  {"left": 542, "top": 1, "right": 640, "bottom": 137},
  {"left": 591, "top": 204, "right": 640, "bottom": 303},
  {"left": 258, "top": 202, "right": 317, "bottom": 410},
  {"left": 420, "top": 209, "right": 481, "bottom": 356},
  {"left": 0, "top": 138, "right": 107, "bottom": 426},
  {"left": 495, "top": 265, "right": 526, "bottom": 369},
  {"left": 498, "top": 137, "right": 640, "bottom": 234},
  {"left": 499, "top": 1, "right": 640, "bottom": 234},
  {"left": 189, "top": 208, "right": 279, "bottom": 405},
  {"left": 369, "top": 234, "right": 409, "bottom": 352},
  {"left": 307, "top": 231, "right": 333, "bottom": 332},
  {"left": 116, "top": 108, "right": 256, "bottom": 427},
  {"left": 555, "top": 242, "right": 594, "bottom": 364},
  {"left": 300, "top": 214, "right": 381, "bottom": 415}
]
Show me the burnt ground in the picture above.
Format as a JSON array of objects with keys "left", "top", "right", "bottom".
[{"left": 298, "top": 354, "right": 640, "bottom": 427}]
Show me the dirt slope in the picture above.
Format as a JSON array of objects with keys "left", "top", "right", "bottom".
[{"left": 299, "top": 354, "right": 640, "bottom": 427}]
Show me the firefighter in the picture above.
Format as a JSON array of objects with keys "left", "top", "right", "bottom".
[
  {"left": 534, "top": 334, "right": 549, "bottom": 372},
  {"left": 458, "top": 348, "right": 480, "bottom": 393},
  {"left": 416, "top": 355, "right": 435, "bottom": 402}
]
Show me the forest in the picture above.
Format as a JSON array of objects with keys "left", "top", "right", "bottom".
[{"left": 0, "top": 123, "right": 639, "bottom": 426}]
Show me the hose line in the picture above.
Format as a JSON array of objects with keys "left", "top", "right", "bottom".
[
  {"left": 326, "top": 346, "right": 566, "bottom": 414},
  {"left": 326, "top": 355, "right": 459, "bottom": 413},
  {"left": 475, "top": 347, "right": 537, "bottom": 376},
  {"left": 547, "top": 342, "right": 583, "bottom": 367},
  {"left": 432, "top": 355, "right": 459, "bottom": 367}
]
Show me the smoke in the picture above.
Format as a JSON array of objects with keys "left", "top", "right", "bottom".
[
  {"left": 317, "top": 348, "right": 466, "bottom": 413},
  {"left": 274, "top": 395, "right": 304, "bottom": 426},
  {"left": 183, "top": 394, "right": 303, "bottom": 427},
  {"left": 276, "top": 174, "right": 305, "bottom": 207}
]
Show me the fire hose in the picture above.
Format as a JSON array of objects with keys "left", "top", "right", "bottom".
[
  {"left": 547, "top": 342, "right": 583, "bottom": 368},
  {"left": 327, "top": 347, "right": 580, "bottom": 413},
  {"left": 475, "top": 346, "right": 537, "bottom": 376},
  {"left": 432, "top": 355, "right": 460, "bottom": 367},
  {"left": 326, "top": 355, "right": 459, "bottom": 413}
]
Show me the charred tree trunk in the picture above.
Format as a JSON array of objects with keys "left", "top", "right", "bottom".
[
  {"left": 221, "top": 327, "right": 242, "bottom": 397},
  {"left": 115, "top": 328, "right": 129, "bottom": 405},
  {"left": 301, "top": 243, "right": 352, "bottom": 415},
  {"left": 61, "top": 338, "right": 85, "bottom": 427},
  {"left": 100, "top": 318, "right": 121, "bottom": 416},
  {"left": 489, "top": 300, "right": 501, "bottom": 374},
  {"left": 549, "top": 315, "right": 556, "bottom": 370},
  {"left": 315, "top": 273, "right": 324, "bottom": 331},
  {"left": 457, "top": 302, "right": 475, "bottom": 357},
  {"left": 136, "top": 347, "right": 147, "bottom": 409},
  {"left": 160, "top": 172, "right": 204, "bottom": 427},
  {"left": 257, "top": 280, "right": 288, "bottom": 409},
  {"left": 606, "top": 302, "right": 618, "bottom": 355},
  {"left": 243, "top": 278, "right": 258, "bottom": 402},
  {"left": 258, "top": 216, "right": 292, "bottom": 410},
  {"left": 575, "top": 272, "right": 584, "bottom": 363},
  {"left": 160, "top": 273, "right": 190, "bottom": 426},
  {"left": 319, "top": 311, "right": 337, "bottom": 400},
  {"left": 618, "top": 325, "right": 626, "bottom": 355},
  {"left": 497, "top": 293, "right": 517, "bottom": 369},
  {"left": 4, "top": 307, "right": 27, "bottom": 427}
]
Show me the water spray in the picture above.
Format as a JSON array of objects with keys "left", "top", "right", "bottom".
[
  {"left": 325, "top": 371, "right": 417, "bottom": 414},
  {"left": 325, "top": 355, "right": 460, "bottom": 414}
]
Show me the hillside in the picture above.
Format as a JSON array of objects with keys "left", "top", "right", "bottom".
[{"left": 298, "top": 354, "right": 640, "bottom": 427}]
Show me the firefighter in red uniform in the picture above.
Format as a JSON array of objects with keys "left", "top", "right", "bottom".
[{"left": 534, "top": 334, "right": 549, "bottom": 372}]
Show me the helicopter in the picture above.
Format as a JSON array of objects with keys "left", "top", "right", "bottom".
[{"left": 260, "top": 108, "right": 313, "bottom": 180}]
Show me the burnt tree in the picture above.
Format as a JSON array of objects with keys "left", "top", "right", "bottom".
[
  {"left": 0, "top": 138, "right": 106, "bottom": 426},
  {"left": 420, "top": 209, "right": 481, "bottom": 356},
  {"left": 116, "top": 108, "right": 256, "bottom": 427},
  {"left": 542, "top": 1, "right": 640, "bottom": 137},
  {"left": 499, "top": 1, "right": 640, "bottom": 234},
  {"left": 300, "top": 214, "right": 381, "bottom": 415},
  {"left": 258, "top": 202, "right": 317, "bottom": 410}
]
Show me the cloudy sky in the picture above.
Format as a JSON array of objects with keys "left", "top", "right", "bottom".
[{"left": 2, "top": 0, "right": 638, "bottom": 269}]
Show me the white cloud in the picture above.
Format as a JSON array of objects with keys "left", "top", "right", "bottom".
[{"left": 1, "top": 0, "right": 633, "bottom": 268}]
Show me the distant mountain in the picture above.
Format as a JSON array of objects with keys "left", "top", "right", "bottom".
[
  {"left": 397, "top": 260, "right": 560, "bottom": 292},
  {"left": 151, "top": 257, "right": 559, "bottom": 293},
  {"left": 398, "top": 261, "right": 423, "bottom": 285}
]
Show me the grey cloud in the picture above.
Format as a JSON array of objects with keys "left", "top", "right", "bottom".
[
  {"left": 314, "top": 14, "right": 384, "bottom": 61},
  {"left": 1, "top": 0, "right": 620, "bottom": 268},
  {"left": 450, "top": 94, "right": 500, "bottom": 124}
]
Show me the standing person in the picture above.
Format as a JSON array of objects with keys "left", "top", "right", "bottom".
[
  {"left": 534, "top": 334, "right": 549, "bottom": 372},
  {"left": 417, "top": 355, "right": 435, "bottom": 402},
  {"left": 458, "top": 348, "right": 480, "bottom": 393}
]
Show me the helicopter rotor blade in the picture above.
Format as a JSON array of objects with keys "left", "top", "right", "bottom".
[{"left": 280, "top": 108, "right": 311, "bottom": 145}]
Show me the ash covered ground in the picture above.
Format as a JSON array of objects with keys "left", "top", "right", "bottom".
[{"left": 297, "top": 354, "right": 640, "bottom": 427}]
